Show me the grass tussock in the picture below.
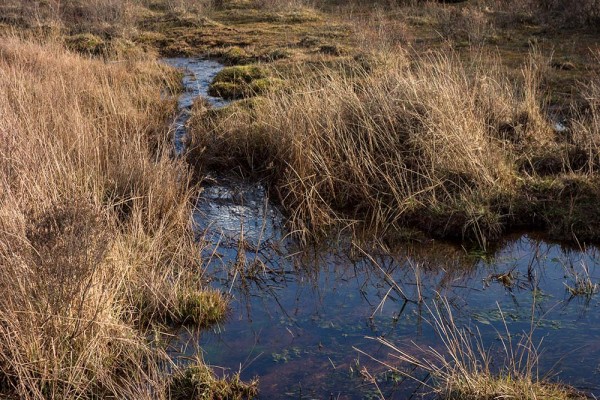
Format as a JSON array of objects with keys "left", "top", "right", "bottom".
[
  {"left": 0, "top": 36, "right": 237, "bottom": 398},
  {"left": 169, "top": 359, "right": 258, "bottom": 400},
  {"left": 570, "top": 56, "right": 600, "bottom": 174},
  {"left": 362, "top": 298, "right": 587, "bottom": 399},
  {"left": 189, "top": 48, "right": 560, "bottom": 245},
  {"left": 184, "top": 0, "right": 600, "bottom": 246},
  {"left": 207, "top": 64, "right": 280, "bottom": 99}
]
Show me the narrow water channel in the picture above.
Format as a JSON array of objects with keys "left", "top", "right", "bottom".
[{"left": 165, "top": 58, "right": 600, "bottom": 399}]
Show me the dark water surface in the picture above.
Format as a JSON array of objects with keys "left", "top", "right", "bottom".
[{"left": 165, "top": 58, "right": 600, "bottom": 399}]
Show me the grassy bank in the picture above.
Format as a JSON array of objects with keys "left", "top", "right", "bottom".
[
  {"left": 364, "top": 298, "right": 588, "bottom": 400},
  {"left": 182, "top": 0, "right": 600, "bottom": 247},
  {"left": 0, "top": 37, "right": 256, "bottom": 398},
  {"left": 189, "top": 46, "right": 600, "bottom": 246}
]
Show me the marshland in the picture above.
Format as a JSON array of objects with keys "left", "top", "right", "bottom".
[{"left": 1, "top": 0, "right": 600, "bottom": 398}]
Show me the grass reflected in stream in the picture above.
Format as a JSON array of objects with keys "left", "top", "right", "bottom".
[{"left": 190, "top": 179, "right": 600, "bottom": 398}]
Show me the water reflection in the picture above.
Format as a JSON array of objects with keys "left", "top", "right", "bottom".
[{"left": 190, "top": 178, "right": 600, "bottom": 398}]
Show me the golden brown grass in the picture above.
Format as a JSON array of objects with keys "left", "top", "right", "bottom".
[
  {"left": 181, "top": 0, "right": 600, "bottom": 247},
  {"left": 570, "top": 54, "right": 600, "bottom": 174},
  {"left": 0, "top": 36, "right": 252, "bottom": 398},
  {"left": 189, "top": 47, "right": 562, "bottom": 245},
  {"left": 0, "top": 0, "right": 597, "bottom": 397}
]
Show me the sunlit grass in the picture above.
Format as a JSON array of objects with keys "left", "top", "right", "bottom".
[{"left": 0, "top": 36, "right": 235, "bottom": 398}]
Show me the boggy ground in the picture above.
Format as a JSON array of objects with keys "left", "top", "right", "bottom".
[
  {"left": 177, "top": 0, "right": 600, "bottom": 249},
  {"left": 1, "top": 0, "right": 599, "bottom": 398}
]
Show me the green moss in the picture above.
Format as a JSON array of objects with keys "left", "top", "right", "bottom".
[
  {"left": 212, "top": 65, "right": 267, "bottom": 84},
  {"left": 65, "top": 33, "right": 106, "bottom": 55},
  {"left": 208, "top": 82, "right": 244, "bottom": 99},
  {"left": 208, "top": 77, "right": 281, "bottom": 99},
  {"left": 170, "top": 362, "right": 258, "bottom": 400},
  {"left": 177, "top": 289, "right": 229, "bottom": 328},
  {"left": 132, "top": 284, "right": 230, "bottom": 329},
  {"left": 208, "top": 65, "right": 271, "bottom": 99},
  {"left": 219, "top": 45, "right": 251, "bottom": 64},
  {"left": 249, "top": 77, "right": 282, "bottom": 94}
]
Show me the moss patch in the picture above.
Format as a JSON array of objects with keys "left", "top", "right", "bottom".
[
  {"left": 170, "top": 362, "right": 258, "bottom": 400},
  {"left": 208, "top": 65, "right": 280, "bottom": 99},
  {"left": 176, "top": 289, "right": 229, "bottom": 328},
  {"left": 212, "top": 65, "right": 267, "bottom": 84}
]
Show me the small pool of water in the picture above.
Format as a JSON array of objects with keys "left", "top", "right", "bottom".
[
  {"left": 196, "top": 204, "right": 600, "bottom": 398},
  {"left": 165, "top": 58, "right": 600, "bottom": 399}
]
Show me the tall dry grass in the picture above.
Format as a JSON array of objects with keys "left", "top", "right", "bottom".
[
  {"left": 189, "top": 49, "right": 553, "bottom": 245},
  {"left": 0, "top": 36, "right": 234, "bottom": 398},
  {"left": 570, "top": 55, "right": 600, "bottom": 174},
  {"left": 0, "top": 0, "right": 133, "bottom": 35}
]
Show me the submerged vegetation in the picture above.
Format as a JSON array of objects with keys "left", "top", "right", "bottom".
[
  {"left": 1, "top": 0, "right": 600, "bottom": 398},
  {"left": 363, "top": 298, "right": 588, "bottom": 400}
]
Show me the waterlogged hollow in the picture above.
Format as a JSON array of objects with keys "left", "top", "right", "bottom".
[
  {"left": 163, "top": 58, "right": 229, "bottom": 155},
  {"left": 166, "top": 59, "right": 600, "bottom": 399}
]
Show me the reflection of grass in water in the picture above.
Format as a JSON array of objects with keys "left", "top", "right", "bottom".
[
  {"left": 358, "top": 297, "right": 588, "bottom": 400},
  {"left": 218, "top": 230, "right": 598, "bottom": 397}
]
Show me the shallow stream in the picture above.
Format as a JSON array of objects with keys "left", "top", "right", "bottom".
[{"left": 165, "top": 58, "right": 600, "bottom": 399}]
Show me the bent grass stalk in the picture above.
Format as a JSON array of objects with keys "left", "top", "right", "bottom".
[{"left": 355, "top": 297, "right": 587, "bottom": 399}]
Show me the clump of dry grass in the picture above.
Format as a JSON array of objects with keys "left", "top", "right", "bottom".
[
  {"left": 189, "top": 48, "right": 555, "bottom": 245},
  {"left": 569, "top": 57, "right": 600, "bottom": 174},
  {"left": 0, "top": 36, "right": 236, "bottom": 398},
  {"left": 360, "top": 298, "right": 587, "bottom": 399},
  {"left": 427, "top": 3, "right": 497, "bottom": 45},
  {"left": 562, "top": 259, "right": 599, "bottom": 299}
]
